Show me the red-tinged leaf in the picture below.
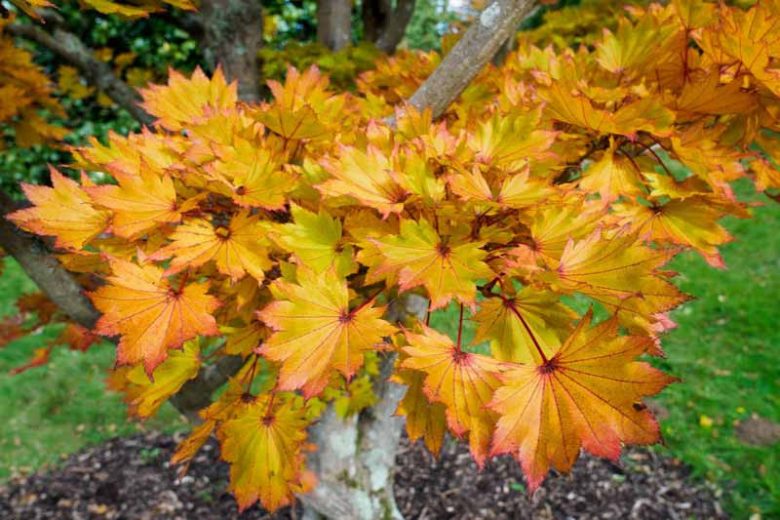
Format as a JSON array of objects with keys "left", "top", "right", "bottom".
[
  {"left": 402, "top": 326, "right": 505, "bottom": 467},
  {"left": 489, "top": 311, "right": 675, "bottom": 492},
  {"left": 257, "top": 268, "right": 396, "bottom": 397},
  {"left": 90, "top": 257, "right": 220, "bottom": 374}
]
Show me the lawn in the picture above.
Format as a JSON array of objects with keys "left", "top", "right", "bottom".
[
  {"left": 0, "top": 185, "right": 777, "bottom": 517},
  {"left": 652, "top": 187, "right": 780, "bottom": 517},
  {"left": 0, "top": 261, "right": 186, "bottom": 480}
]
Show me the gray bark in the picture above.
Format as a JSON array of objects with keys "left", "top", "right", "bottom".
[
  {"left": 300, "top": 294, "right": 427, "bottom": 520},
  {"left": 407, "top": 0, "right": 536, "bottom": 119},
  {"left": 317, "top": 0, "right": 353, "bottom": 51}
]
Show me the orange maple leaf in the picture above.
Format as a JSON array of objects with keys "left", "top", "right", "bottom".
[
  {"left": 87, "top": 167, "right": 193, "bottom": 239},
  {"left": 257, "top": 268, "right": 396, "bottom": 397},
  {"left": 402, "top": 326, "right": 506, "bottom": 467},
  {"left": 90, "top": 257, "right": 220, "bottom": 374},
  {"left": 152, "top": 210, "right": 272, "bottom": 281},
  {"left": 489, "top": 311, "right": 674, "bottom": 492}
]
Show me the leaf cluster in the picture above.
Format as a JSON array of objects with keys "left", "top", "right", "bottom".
[{"left": 9, "top": 0, "right": 780, "bottom": 511}]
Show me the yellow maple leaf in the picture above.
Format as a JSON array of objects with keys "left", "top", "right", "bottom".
[
  {"left": 271, "top": 204, "right": 356, "bottom": 277},
  {"left": 257, "top": 268, "right": 397, "bottom": 397},
  {"left": 473, "top": 288, "right": 576, "bottom": 363},
  {"left": 9, "top": 168, "right": 108, "bottom": 250},
  {"left": 549, "top": 229, "right": 689, "bottom": 329},
  {"left": 218, "top": 394, "right": 313, "bottom": 512},
  {"left": 142, "top": 67, "right": 237, "bottom": 131},
  {"left": 209, "top": 146, "right": 297, "bottom": 210},
  {"left": 152, "top": 211, "right": 272, "bottom": 282},
  {"left": 615, "top": 196, "right": 735, "bottom": 268},
  {"left": 394, "top": 368, "right": 447, "bottom": 456},
  {"left": 108, "top": 338, "right": 201, "bottom": 418},
  {"left": 319, "top": 144, "right": 409, "bottom": 217},
  {"left": 374, "top": 219, "right": 493, "bottom": 310},
  {"left": 579, "top": 145, "right": 644, "bottom": 201}
]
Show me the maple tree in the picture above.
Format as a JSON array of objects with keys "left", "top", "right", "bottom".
[{"left": 1, "top": 0, "right": 780, "bottom": 518}]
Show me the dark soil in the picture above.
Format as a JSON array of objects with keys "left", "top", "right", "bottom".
[{"left": 0, "top": 431, "right": 726, "bottom": 519}]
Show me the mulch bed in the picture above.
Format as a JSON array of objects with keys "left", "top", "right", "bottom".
[{"left": 0, "top": 431, "right": 726, "bottom": 519}]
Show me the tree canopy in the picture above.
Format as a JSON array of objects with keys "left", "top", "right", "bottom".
[{"left": 1, "top": 0, "right": 779, "bottom": 517}]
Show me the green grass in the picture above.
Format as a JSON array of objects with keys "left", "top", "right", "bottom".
[
  {"left": 652, "top": 188, "right": 780, "bottom": 517},
  {"left": 0, "top": 260, "right": 186, "bottom": 479}
]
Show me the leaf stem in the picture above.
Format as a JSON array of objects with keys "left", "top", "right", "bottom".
[
  {"left": 636, "top": 140, "right": 673, "bottom": 177},
  {"left": 502, "top": 296, "right": 549, "bottom": 364},
  {"left": 456, "top": 303, "right": 465, "bottom": 352}
]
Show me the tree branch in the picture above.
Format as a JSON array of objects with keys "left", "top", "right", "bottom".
[
  {"left": 0, "top": 194, "right": 100, "bottom": 329},
  {"left": 6, "top": 21, "right": 153, "bottom": 125},
  {"left": 406, "top": 0, "right": 535, "bottom": 119}
]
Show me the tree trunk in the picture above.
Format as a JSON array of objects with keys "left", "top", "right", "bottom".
[
  {"left": 317, "top": 0, "right": 352, "bottom": 51},
  {"left": 362, "top": 0, "right": 416, "bottom": 54},
  {"left": 299, "top": 294, "right": 427, "bottom": 520},
  {"left": 199, "top": 0, "right": 264, "bottom": 102}
]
